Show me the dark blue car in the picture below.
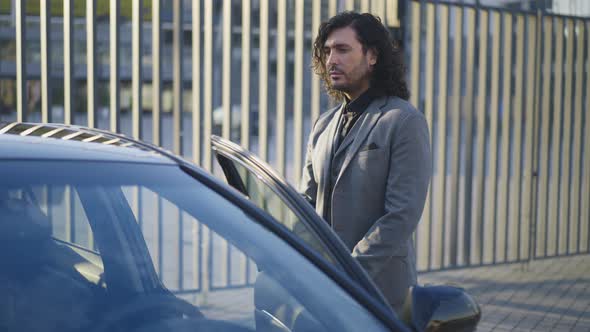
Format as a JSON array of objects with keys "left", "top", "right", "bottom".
[{"left": 0, "top": 122, "right": 479, "bottom": 332}]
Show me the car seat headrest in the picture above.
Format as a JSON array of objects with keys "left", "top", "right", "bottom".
[{"left": 0, "top": 196, "right": 52, "bottom": 272}]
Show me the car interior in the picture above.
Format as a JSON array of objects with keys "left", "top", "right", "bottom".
[
  {"left": 0, "top": 188, "right": 284, "bottom": 332},
  {"left": 0, "top": 189, "right": 104, "bottom": 332}
]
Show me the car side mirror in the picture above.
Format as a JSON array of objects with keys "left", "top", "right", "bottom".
[{"left": 400, "top": 285, "right": 481, "bottom": 332}]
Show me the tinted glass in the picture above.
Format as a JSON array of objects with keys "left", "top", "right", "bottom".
[
  {"left": 0, "top": 160, "right": 391, "bottom": 332},
  {"left": 216, "top": 154, "right": 339, "bottom": 267}
]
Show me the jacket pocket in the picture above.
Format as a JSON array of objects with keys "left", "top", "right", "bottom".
[{"left": 356, "top": 147, "right": 382, "bottom": 158}]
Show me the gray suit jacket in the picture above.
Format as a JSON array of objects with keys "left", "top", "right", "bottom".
[{"left": 299, "top": 95, "right": 431, "bottom": 311}]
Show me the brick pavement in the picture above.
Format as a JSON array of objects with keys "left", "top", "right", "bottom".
[{"left": 418, "top": 254, "right": 590, "bottom": 332}]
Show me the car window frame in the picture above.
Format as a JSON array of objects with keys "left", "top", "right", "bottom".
[
  {"left": 75, "top": 184, "right": 163, "bottom": 293},
  {"left": 210, "top": 135, "right": 392, "bottom": 311}
]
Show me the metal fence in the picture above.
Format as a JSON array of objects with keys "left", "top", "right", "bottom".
[
  {"left": 1, "top": 0, "right": 589, "bottom": 289},
  {"left": 409, "top": 0, "right": 590, "bottom": 271}
]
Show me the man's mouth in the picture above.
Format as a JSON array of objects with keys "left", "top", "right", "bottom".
[{"left": 329, "top": 71, "right": 343, "bottom": 79}]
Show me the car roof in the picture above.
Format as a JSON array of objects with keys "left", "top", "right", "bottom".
[{"left": 0, "top": 122, "right": 176, "bottom": 165}]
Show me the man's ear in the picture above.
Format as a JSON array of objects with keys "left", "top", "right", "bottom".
[{"left": 367, "top": 47, "right": 378, "bottom": 66}]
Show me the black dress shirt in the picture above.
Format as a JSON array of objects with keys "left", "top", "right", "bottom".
[{"left": 335, "top": 88, "right": 376, "bottom": 149}]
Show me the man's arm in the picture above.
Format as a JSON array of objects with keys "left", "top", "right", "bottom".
[{"left": 352, "top": 112, "right": 432, "bottom": 276}]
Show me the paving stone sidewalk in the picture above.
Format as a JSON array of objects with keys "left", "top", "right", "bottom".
[{"left": 419, "top": 255, "right": 590, "bottom": 331}]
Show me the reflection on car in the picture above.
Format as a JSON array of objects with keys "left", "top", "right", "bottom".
[{"left": 0, "top": 122, "right": 480, "bottom": 332}]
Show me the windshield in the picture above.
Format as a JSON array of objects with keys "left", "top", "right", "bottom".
[{"left": 0, "top": 160, "right": 391, "bottom": 332}]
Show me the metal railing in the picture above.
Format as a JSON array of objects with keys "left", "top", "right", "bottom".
[
  {"left": 408, "top": 0, "right": 590, "bottom": 271},
  {"left": 1, "top": 0, "right": 588, "bottom": 291}
]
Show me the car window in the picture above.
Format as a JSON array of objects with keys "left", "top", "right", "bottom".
[
  {"left": 0, "top": 184, "right": 107, "bottom": 332},
  {"left": 35, "top": 185, "right": 97, "bottom": 251},
  {"left": 0, "top": 160, "right": 396, "bottom": 332},
  {"left": 2, "top": 184, "right": 104, "bottom": 274},
  {"left": 215, "top": 152, "right": 340, "bottom": 268}
]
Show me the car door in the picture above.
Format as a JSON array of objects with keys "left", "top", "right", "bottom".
[{"left": 211, "top": 135, "right": 389, "bottom": 307}]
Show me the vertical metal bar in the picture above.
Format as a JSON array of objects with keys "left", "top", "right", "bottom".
[
  {"left": 240, "top": 0, "right": 250, "bottom": 149},
  {"left": 571, "top": 21, "right": 584, "bottom": 253},
  {"left": 371, "top": 0, "right": 385, "bottom": 22},
  {"left": 486, "top": 11, "right": 500, "bottom": 265},
  {"left": 15, "top": 0, "right": 25, "bottom": 122},
  {"left": 173, "top": 0, "right": 183, "bottom": 155},
  {"left": 293, "top": 0, "right": 304, "bottom": 185},
  {"left": 423, "top": 3, "right": 435, "bottom": 270},
  {"left": 191, "top": 0, "right": 200, "bottom": 162},
  {"left": 473, "top": 9, "right": 489, "bottom": 265},
  {"left": 203, "top": 0, "right": 213, "bottom": 171},
  {"left": 276, "top": 0, "right": 287, "bottom": 176},
  {"left": 525, "top": 14, "right": 539, "bottom": 261},
  {"left": 410, "top": 1, "right": 426, "bottom": 270},
  {"left": 87, "top": 0, "right": 97, "bottom": 128},
  {"left": 435, "top": 5, "right": 449, "bottom": 269},
  {"left": 177, "top": 211, "right": 183, "bottom": 289},
  {"left": 110, "top": 0, "right": 120, "bottom": 132},
  {"left": 549, "top": 18, "right": 563, "bottom": 257},
  {"left": 227, "top": 245, "right": 232, "bottom": 287},
  {"left": 132, "top": 0, "right": 143, "bottom": 139},
  {"left": 462, "top": 8, "right": 476, "bottom": 265},
  {"left": 410, "top": 1, "right": 420, "bottom": 109},
  {"left": 63, "top": 0, "right": 73, "bottom": 125},
  {"left": 152, "top": 0, "right": 161, "bottom": 145},
  {"left": 191, "top": 1, "right": 202, "bottom": 289},
  {"left": 448, "top": 6, "right": 463, "bottom": 267},
  {"left": 559, "top": 19, "right": 574, "bottom": 255},
  {"left": 498, "top": 13, "right": 512, "bottom": 263},
  {"left": 88, "top": 210, "right": 95, "bottom": 249},
  {"left": 65, "top": 186, "right": 74, "bottom": 242},
  {"left": 193, "top": 222, "right": 201, "bottom": 290},
  {"left": 157, "top": 198, "right": 163, "bottom": 276},
  {"left": 130, "top": 188, "right": 140, "bottom": 233},
  {"left": 311, "top": 0, "right": 321, "bottom": 125},
  {"left": 240, "top": 250, "right": 248, "bottom": 286},
  {"left": 509, "top": 15, "right": 524, "bottom": 261},
  {"left": 387, "top": 0, "right": 401, "bottom": 28},
  {"left": 40, "top": 0, "right": 52, "bottom": 123},
  {"left": 221, "top": 0, "right": 231, "bottom": 141},
  {"left": 136, "top": 188, "right": 142, "bottom": 232},
  {"left": 329, "top": 0, "right": 337, "bottom": 18},
  {"left": 582, "top": 21, "right": 590, "bottom": 252},
  {"left": 324, "top": 0, "right": 336, "bottom": 109},
  {"left": 360, "top": 0, "right": 369, "bottom": 13},
  {"left": 537, "top": 16, "right": 552, "bottom": 257},
  {"left": 345, "top": 0, "right": 355, "bottom": 11},
  {"left": 258, "top": 0, "right": 269, "bottom": 161},
  {"left": 204, "top": 228, "right": 213, "bottom": 293},
  {"left": 221, "top": 237, "right": 229, "bottom": 288},
  {"left": 240, "top": 0, "right": 252, "bottom": 149}
]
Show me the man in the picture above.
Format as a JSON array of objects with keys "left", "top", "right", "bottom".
[{"left": 300, "top": 12, "right": 431, "bottom": 312}]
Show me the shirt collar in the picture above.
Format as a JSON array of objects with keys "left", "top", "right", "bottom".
[{"left": 343, "top": 88, "right": 376, "bottom": 114}]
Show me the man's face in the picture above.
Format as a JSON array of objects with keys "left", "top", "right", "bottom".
[{"left": 323, "top": 26, "right": 376, "bottom": 100}]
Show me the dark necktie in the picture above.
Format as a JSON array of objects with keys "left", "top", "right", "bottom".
[{"left": 336, "top": 110, "right": 356, "bottom": 150}]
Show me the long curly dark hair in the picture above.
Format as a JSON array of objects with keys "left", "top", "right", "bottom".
[{"left": 312, "top": 12, "right": 410, "bottom": 101}]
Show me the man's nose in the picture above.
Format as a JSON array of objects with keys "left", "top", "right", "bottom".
[{"left": 326, "top": 51, "right": 338, "bottom": 66}]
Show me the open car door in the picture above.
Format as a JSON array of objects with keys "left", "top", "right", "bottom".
[
  {"left": 210, "top": 135, "right": 390, "bottom": 306},
  {"left": 210, "top": 136, "right": 481, "bottom": 332}
]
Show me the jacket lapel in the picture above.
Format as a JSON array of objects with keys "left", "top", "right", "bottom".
[
  {"left": 335, "top": 96, "right": 388, "bottom": 183},
  {"left": 317, "top": 104, "right": 343, "bottom": 205}
]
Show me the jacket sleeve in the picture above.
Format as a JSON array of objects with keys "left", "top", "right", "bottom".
[
  {"left": 298, "top": 120, "right": 319, "bottom": 209},
  {"left": 352, "top": 112, "right": 432, "bottom": 276}
]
